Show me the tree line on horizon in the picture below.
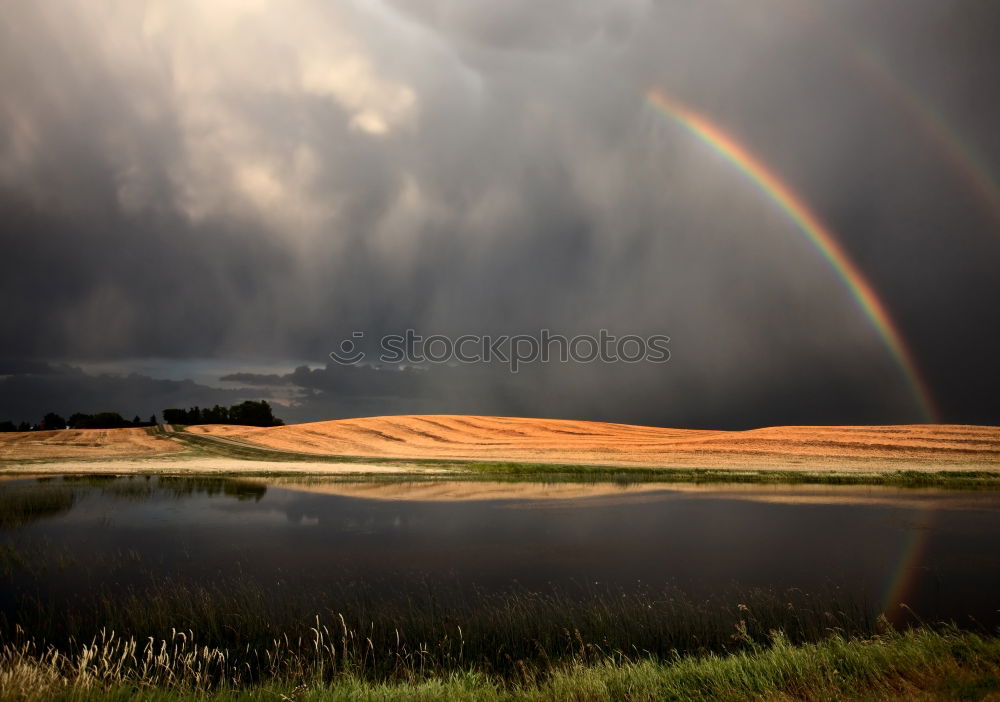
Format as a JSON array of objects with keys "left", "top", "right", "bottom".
[
  {"left": 1, "top": 400, "right": 283, "bottom": 432},
  {"left": 161, "top": 400, "right": 284, "bottom": 427},
  {"left": 0, "top": 412, "right": 157, "bottom": 432}
]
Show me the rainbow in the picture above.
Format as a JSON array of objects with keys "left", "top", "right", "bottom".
[
  {"left": 646, "top": 88, "right": 936, "bottom": 421},
  {"left": 781, "top": 0, "right": 1000, "bottom": 227},
  {"left": 850, "top": 48, "right": 1000, "bottom": 227},
  {"left": 880, "top": 506, "right": 935, "bottom": 625}
]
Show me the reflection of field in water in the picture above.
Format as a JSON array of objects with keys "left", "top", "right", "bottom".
[{"left": 263, "top": 478, "right": 1000, "bottom": 509}]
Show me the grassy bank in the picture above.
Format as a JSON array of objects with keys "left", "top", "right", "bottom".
[
  {"left": 5, "top": 460, "right": 1000, "bottom": 491},
  {"left": 459, "top": 463, "right": 1000, "bottom": 489},
  {"left": 1, "top": 627, "right": 997, "bottom": 701}
]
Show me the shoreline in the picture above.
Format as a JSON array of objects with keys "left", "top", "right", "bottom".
[{"left": 2, "top": 456, "right": 999, "bottom": 489}]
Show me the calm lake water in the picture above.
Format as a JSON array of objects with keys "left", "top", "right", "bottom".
[{"left": 1, "top": 476, "right": 998, "bottom": 626}]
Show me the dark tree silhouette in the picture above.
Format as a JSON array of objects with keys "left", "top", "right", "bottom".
[
  {"left": 43, "top": 413, "right": 67, "bottom": 430},
  {"left": 162, "top": 401, "right": 283, "bottom": 427},
  {"left": 67, "top": 412, "right": 131, "bottom": 429}
]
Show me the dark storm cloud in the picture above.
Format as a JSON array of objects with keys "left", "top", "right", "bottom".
[
  {"left": 0, "top": 364, "right": 263, "bottom": 425},
  {"left": 1, "top": 0, "right": 998, "bottom": 426},
  {"left": 211, "top": 357, "right": 912, "bottom": 430},
  {"left": 219, "top": 373, "right": 294, "bottom": 387}
]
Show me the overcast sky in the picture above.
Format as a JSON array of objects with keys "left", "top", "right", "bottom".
[{"left": 2, "top": 0, "right": 998, "bottom": 428}]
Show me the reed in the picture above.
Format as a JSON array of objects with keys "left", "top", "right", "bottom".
[
  {"left": 1, "top": 575, "right": 895, "bottom": 685},
  {"left": 0, "top": 482, "right": 75, "bottom": 528},
  {"left": 0, "top": 626, "right": 996, "bottom": 700}
]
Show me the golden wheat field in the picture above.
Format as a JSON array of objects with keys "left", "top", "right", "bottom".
[
  {"left": 2, "top": 417, "right": 998, "bottom": 472},
  {"left": 187, "top": 415, "right": 1000, "bottom": 471},
  {"left": 0, "top": 428, "right": 184, "bottom": 461}
]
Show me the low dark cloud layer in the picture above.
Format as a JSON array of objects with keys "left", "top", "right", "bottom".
[
  {"left": 0, "top": 364, "right": 257, "bottom": 424},
  {"left": 2, "top": 0, "right": 998, "bottom": 427}
]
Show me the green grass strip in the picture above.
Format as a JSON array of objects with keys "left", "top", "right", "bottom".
[{"left": 7, "top": 628, "right": 997, "bottom": 701}]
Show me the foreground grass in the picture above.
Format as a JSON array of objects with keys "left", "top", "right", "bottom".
[
  {"left": 2, "top": 575, "right": 883, "bottom": 678},
  {"left": 1, "top": 627, "right": 997, "bottom": 701},
  {"left": 3, "top": 569, "right": 996, "bottom": 699}
]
